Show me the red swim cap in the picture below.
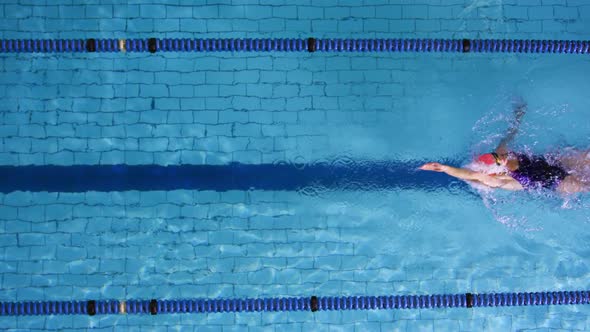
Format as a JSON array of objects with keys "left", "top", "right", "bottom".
[{"left": 477, "top": 153, "right": 497, "bottom": 165}]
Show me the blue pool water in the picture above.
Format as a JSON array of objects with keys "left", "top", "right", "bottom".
[{"left": 2, "top": 0, "right": 590, "bottom": 330}]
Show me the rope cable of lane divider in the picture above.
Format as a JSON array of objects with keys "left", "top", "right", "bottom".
[
  {"left": 0, "top": 38, "right": 588, "bottom": 54},
  {"left": 1, "top": 291, "right": 590, "bottom": 316}
]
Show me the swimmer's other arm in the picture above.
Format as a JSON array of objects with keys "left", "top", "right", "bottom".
[
  {"left": 419, "top": 163, "right": 524, "bottom": 190},
  {"left": 495, "top": 101, "right": 527, "bottom": 156}
]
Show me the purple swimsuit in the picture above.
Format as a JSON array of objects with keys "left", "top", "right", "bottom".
[{"left": 509, "top": 154, "right": 568, "bottom": 190}]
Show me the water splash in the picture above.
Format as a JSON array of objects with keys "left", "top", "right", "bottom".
[{"left": 471, "top": 97, "right": 590, "bottom": 230}]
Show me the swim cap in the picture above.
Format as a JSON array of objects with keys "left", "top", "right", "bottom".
[{"left": 477, "top": 153, "right": 497, "bottom": 165}]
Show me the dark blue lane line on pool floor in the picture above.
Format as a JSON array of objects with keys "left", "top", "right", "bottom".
[{"left": 0, "top": 161, "right": 467, "bottom": 193}]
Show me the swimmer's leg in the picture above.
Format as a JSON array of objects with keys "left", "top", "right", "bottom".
[
  {"left": 558, "top": 149, "right": 590, "bottom": 177},
  {"left": 557, "top": 175, "right": 590, "bottom": 194}
]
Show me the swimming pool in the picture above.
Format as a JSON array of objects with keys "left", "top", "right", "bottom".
[{"left": 2, "top": 0, "right": 590, "bottom": 330}]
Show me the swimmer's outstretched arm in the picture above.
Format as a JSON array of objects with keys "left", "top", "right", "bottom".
[
  {"left": 419, "top": 162, "right": 523, "bottom": 190},
  {"left": 420, "top": 163, "right": 481, "bottom": 181},
  {"left": 495, "top": 101, "right": 527, "bottom": 156}
]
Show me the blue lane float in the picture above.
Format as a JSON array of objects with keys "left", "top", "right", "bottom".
[
  {"left": 1, "top": 291, "right": 589, "bottom": 316},
  {"left": 0, "top": 161, "right": 465, "bottom": 193},
  {"left": 0, "top": 38, "right": 588, "bottom": 54}
]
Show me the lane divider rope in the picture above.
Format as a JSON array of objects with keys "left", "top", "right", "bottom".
[
  {"left": 1, "top": 291, "right": 590, "bottom": 316},
  {"left": 0, "top": 38, "right": 588, "bottom": 54}
]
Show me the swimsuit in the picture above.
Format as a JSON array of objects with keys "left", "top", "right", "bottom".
[{"left": 509, "top": 154, "right": 569, "bottom": 190}]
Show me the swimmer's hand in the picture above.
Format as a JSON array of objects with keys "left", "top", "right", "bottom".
[
  {"left": 419, "top": 162, "right": 447, "bottom": 172},
  {"left": 513, "top": 101, "right": 527, "bottom": 123}
]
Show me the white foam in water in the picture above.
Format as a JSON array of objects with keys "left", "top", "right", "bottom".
[{"left": 462, "top": 160, "right": 509, "bottom": 192}]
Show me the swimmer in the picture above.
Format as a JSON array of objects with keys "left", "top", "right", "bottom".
[{"left": 419, "top": 101, "right": 590, "bottom": 194}]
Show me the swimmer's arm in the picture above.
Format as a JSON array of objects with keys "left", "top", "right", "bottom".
[
  {"left": 495, "top": 102, "right": 527, "bottom": 155},
  {"left": 495, "top": 127, "right": 518, "bottom": 156},
  {"left": 442, "top": 166, "right": 524, "bottom": 190},
  {"left": 440, "top": 166, "right": 481, "bottom": 181}
]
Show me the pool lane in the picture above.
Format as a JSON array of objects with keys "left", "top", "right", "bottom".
[{"left": 0, "top": 161, "right": 466, "bottom": 193}]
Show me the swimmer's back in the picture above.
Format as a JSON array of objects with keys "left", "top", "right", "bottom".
[{"left": 509, "top": 153, "right": 568, "bottom": 189}]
